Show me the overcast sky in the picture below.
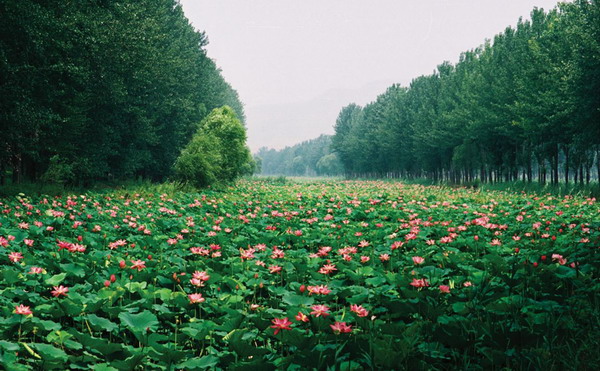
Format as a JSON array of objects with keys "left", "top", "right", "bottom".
[{"left": 179, "top": 0, "right": 564, "bottom": 152}]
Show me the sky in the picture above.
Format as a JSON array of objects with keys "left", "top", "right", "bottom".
[{"left": 179, "top": 0, "right": 564, "bottom": 152}]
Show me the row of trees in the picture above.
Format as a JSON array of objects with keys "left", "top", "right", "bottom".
[
  {"left": 256, "top": 135, "right": 343, "bottom": 177},
  {"left": 332, "top": 1, "right": 600, "bottom": 184},
  {"left": 0, "top": 0, "right": 246, "bottom": 185}
]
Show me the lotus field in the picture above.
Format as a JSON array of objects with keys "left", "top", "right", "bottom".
[{"left": 0, "top": 180, "right": 598, "bottom": 370}]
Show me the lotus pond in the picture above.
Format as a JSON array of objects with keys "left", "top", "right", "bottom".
[{"left": 1, "top": 180, "right": 598, "bottom": 370}]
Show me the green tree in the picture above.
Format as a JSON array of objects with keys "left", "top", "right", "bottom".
[{"left": 175, "top": 106, "right": 250, "bottom": 187}]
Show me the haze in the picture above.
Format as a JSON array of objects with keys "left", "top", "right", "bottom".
[{"left": 179, "top": 0, "right": 564, "bottom": 152}]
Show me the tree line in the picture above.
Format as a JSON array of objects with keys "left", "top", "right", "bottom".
[
  {"left": 0, "top": 0, "right": 247, "bottom": 185},
  {"left": 256, "top": 135, "right": 343, "bottom": 177},
  {"left": 332, "top": 1, "right": 600, "bottom": 184}
]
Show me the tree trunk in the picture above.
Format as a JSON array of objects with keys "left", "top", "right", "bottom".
[
  {"left": 553, "top": 145, "right": 559, "bottom": 185},
  {"left": 597, "top": 148, "right": 600, "bottom": 184},
  {"left": 564, "top": 146, "right": 569, "bottom": 185}
]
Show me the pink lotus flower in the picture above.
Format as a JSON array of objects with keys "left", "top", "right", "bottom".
[
  {"left": 270, "top": 317, "right": 293, "bottom": 335},
  {"left": 439, "top": 285, "right": 451, "bottom": 294},
  {"left": 188, "top": 293, "right": 205, "bottom": 304},
  {"left": 307, "top": 285, "right": 330, "bottom": 295},
  {"left": 412, "top": 256, "right": 425, "bottom": 265},
  {"left": 330, "top": 321, "right": 352, "bottom": 334},
  {"left": 552, "top": 254, "right": 567, "bottom": 265},
  {"left": 8, "top": 252, "right": 23, "bottom": 263},
  {"left": 410, "top": 278, "right": 429, "bottom": 288},
  {"left": 108, "top": 239, "right": 127, "bottom": 250},
  {"left": 379, "top": 254, "right": 390, "bottom": 262},
  {"left": 268, "top": 265, "right": 282, "bottom": 274},
  {"left": 14, "top": 304, "right": 32, "bottom": 315},
  {"left": 350, "top": 304, "right": 369, "bottom": 317},
  {"left": 270, "top": 248, "right": 285, "bottom": 259},
  {"left": 193, "top": 271, "right": 210, "bottom": 281},
  {"left": 28, "top": 267, "right": 44, "bottom": 274},
  {"left": 130, "top": 260, "right": 146, "bottom": 271},
  {"left": 69, "top": 243, "right": 86, "bottom": 253},
  {"left": 310, "top": 304, "right": 330, "bottom": 317},
  {"left": 318, "top": 264, "right": 337, "bottom": 275},
  {"left": 391, "top": 241, "right": 404, "bottom": 250},
  {"left": 51, "top": 285, "right": 69, "bottom": 297},
  {"left": 190, "top": 271, "right": 210, "bottom": 287}
]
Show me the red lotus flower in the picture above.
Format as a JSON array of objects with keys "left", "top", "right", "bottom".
[
  {"left": 330, "top": 322, "right": 352, "bottom": 334},
  {"left": 51, "top": 285, "right": 69, "bottom": 297},
  {"left": 295, "top": 311, "right": 309, "bottom": 322},
  {"left": 270, "top": 317, "right": 293, "bottom": 335},
  {"left": 57, "top": 241, "right": 73, "bottom": 251},
  {"left": 310, "top": 304, "right": 330, "bottom": 317},
  {"left": 14, "top": 304, "right": 32, "bottom": 315}
]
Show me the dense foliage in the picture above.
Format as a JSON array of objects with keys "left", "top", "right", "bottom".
[
  {"left": 0, "top": 0, "right": 245, "bottom": 185},
  {"left": 256, "top": 135, "right": 343, "bottom": 177},
  {"left": 332, "top": 1, "right": 600, "bottom": 184},
  {"left": 174, "top": 106, "right": 253, "bottom": 187},
  {"left": 1, "top": 180, "right": 598, "bottom": 369}
]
